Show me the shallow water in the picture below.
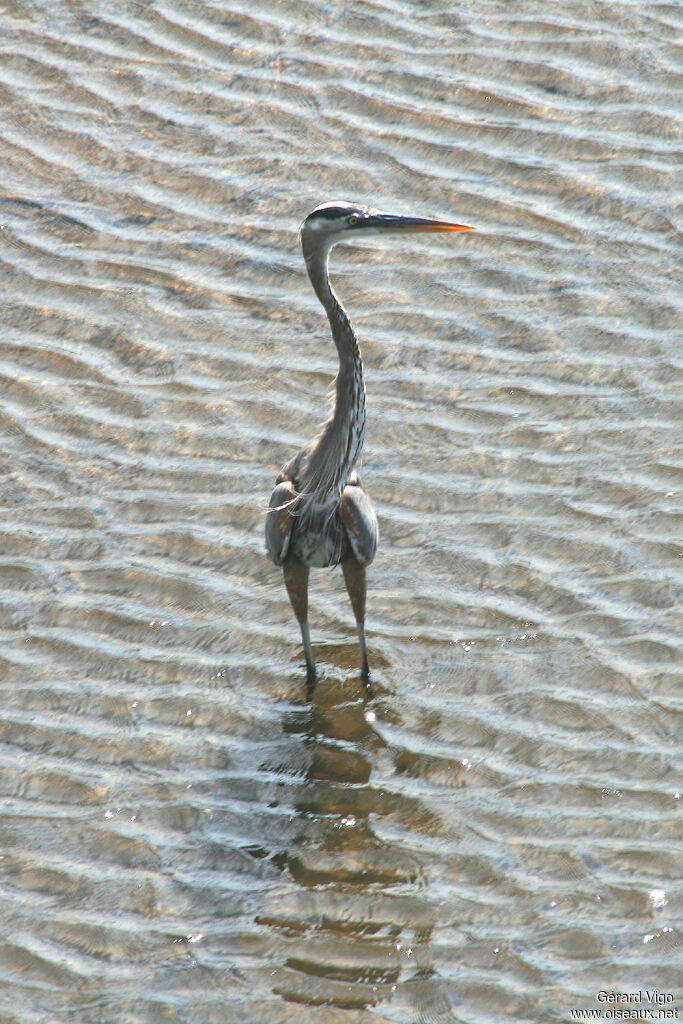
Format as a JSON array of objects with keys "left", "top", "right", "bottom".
[{"left": 0, "top": 1, "right": 681, "bottom": 1021}]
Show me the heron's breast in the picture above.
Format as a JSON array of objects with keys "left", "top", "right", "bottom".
[{"left": 290, "top": 498, "right": 346, "bottom": 567}]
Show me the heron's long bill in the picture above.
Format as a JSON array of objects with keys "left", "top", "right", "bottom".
[{"left": 367, "top": 213, "right": 474, "bottom": 233}]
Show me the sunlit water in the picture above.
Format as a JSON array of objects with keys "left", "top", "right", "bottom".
[{"left": 0, "top": 1, "right": 681, "bottom": 1021}]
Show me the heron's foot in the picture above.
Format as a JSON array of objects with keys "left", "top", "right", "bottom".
[{"left": 361, "top": 664, "right": 374, "bottom": 698}]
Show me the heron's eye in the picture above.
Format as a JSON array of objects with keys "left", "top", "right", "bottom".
[{"left": 348, "top": 215, "right": 358, "bottom": 226}]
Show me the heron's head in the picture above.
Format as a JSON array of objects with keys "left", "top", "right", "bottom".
[{"left": 299, "top": 201, "right": 474, "bottom": 268}]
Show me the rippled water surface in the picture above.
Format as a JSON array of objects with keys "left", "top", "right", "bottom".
[{"left": 1, "top": 1, "right": 681, "bottom": 1021}]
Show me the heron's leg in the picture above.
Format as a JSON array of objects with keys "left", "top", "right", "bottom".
[
  {"left": 341, "top": 558, "right": 373, "bottom": 696},
  {"left": 282, "top": 559, "right": 316, "bottom": 697}
]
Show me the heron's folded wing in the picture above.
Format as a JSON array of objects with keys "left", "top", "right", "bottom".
[
  {"left": 265, "top": 480, "right": 297, "bottom": 565},
  {"left": 341, "top": 484, "right": 378, "bottom": 566}
]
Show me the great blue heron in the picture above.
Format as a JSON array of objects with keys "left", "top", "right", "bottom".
[{"left": 266, "top": 201, "right": 474, "bottom": 697}]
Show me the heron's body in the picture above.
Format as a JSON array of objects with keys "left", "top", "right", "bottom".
[{"left": 266, "top": 201, "right": 473, "bottom": 696}]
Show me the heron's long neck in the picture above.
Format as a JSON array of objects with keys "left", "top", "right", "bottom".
[{"left": 304, "top": 251, "right": 366, "bottom": 498}]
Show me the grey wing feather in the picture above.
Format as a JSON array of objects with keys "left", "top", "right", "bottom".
[
  {"left": 265, "top": 480, "right": 296, "bottom": 565},
  {"left": 341, "top": 483, "right": 378, "bottom": 566}
]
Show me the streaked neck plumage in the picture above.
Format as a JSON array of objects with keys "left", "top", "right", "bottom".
[{"left": 299, "top": 237, "right": 366, "bottom": 505}]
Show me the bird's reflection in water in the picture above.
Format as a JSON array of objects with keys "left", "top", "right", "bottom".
[{"left": 254, "top": 680, "right": 450, "bottom": 1014}]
